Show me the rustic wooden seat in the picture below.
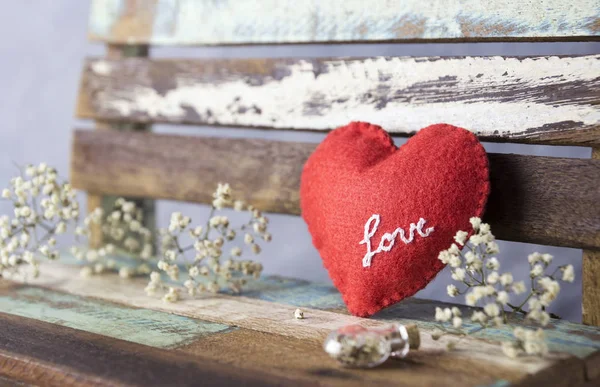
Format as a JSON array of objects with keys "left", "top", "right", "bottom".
[{"left": 0, "top": 1, "right": 599, "bottom": 385}]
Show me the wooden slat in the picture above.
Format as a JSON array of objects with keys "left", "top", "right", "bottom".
[
  {"left": 71, "top": 130, "right": 600, "bottom": 249},
  {"left": 88, "top": 0, "right": 600, "bottom": 45},
  {"left": 0, "top": 312, "right": 301, "bottom": 387},
  {"left": 10, "top": 253, "right": 600, "bottom": 361},
  {"left": 178, "top": 328, "right": 574, "bottom": 387},
  {"left": 5, "top": 262, "right": 600, "bottom": 387},
  {"left": 583, "top": 248, "right": 600, "bottom": 327},
  {"left": 76, "top": 55, "right": 600, "bottom": 146},
  {"left": 583, "top": 147, "right": 600, "bottom": 326}
]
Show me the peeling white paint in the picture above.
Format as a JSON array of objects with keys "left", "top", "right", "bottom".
[
  {"left": 89, "top": 0, "right": 600, "bottom": 44},
  {"left": 97, "top": 55, "right": 600, "bottom": 137},
  {"left": 90, "top": 61, "right": 112, "bottom": 76}
]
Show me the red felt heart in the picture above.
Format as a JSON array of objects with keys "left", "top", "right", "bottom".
[{"left": 300, "top": 122, "right": 490, "bottom": 317}]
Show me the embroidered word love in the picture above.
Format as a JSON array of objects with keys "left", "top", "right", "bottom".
[{"left": 360, "top": 214, "right": 434, "bottom": 268}]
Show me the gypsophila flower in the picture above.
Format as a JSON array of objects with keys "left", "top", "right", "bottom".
[
  {"left": 73, "top": 199, "right": 153, "bottom": 278},
  {"left": 497, "top": 291, "right": 510, "bottom": 305},
  {"left": 0, "top": 163, "right": 80, "bottom": 279},
  {"left": 447, "top": 284, "right": 459, "bottom": 297},
  {"left": 294, "top": 308, "right": 304, "bottom": 319},
  {"left": 212, "top": 183, "right": 233, "bottom": 209},
  {"left": 530, "top": 264, "right": 544, "bottom": 278},
  {"left": 448, "top": 244, "right": 460, "bottom": 255},
  {"left": 433, "top": 218, "right": 573, "bottom": 358},
  {"left": 486, "top": 257, "right": 499, "bottom": 271},
  {"left": 454, "top": 230, "right": 468, "bottom": 246},
  {"left": 479, "top": 223, "right": 491, "bottom": 235},
  {"left": 147, "top": 184, "right": 269, "bottom": 301},
  {"left": 484, "top": 303, "right": 500, "bottom": 317},
  {"left": 500, "top": 273, "right": 513, "bottom": 286},
  {"left": 452, "top": 316, "right": 462, "bottom": 328},
  {"left": 512, "top": 281, "right": 526, "bottom": 294},
  {"left": 451, "top": 267, "right": 466, "bottom": 281},
  {"left": 469, "top": 217, "right": 481, "bottom": 230},
  {"left": 528, "top": 252, "right": 542, "bottom": 265},
  {"left": 471, "top": 311, "right": 487, "bottom": 323},
  {"left": 435, "top": 307, "right": 452, "bottom": 322},
  {"left": 469, "top": 234, "right": 484, "bottom": 246},
  {"left": 487, "top": 271, "right": 499, "bottom": 284},
  {"left": 562, "top": 265, "right": 575, "bottom": 283},
  {"left": 541, "top": 253, "right": 553, "bottom": 265},
  {"left": 162, "top": 287, "right": 180, "bottom": 303},
  {"left": 448, "top": 255, "right": 461, "bottom": 268}
]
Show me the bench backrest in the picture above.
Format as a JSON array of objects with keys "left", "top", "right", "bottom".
[{"left": 71, "top": 0, "right": 600, "bottom": 324}]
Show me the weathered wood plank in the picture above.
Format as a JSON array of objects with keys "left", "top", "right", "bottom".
[
  {"left": 583, "top": 250, "right": 600, "bottom": 326},
  {"left": 8, "top": 262, "right": 600, "bottom": 386},
  {"left": 180, "top": 328, "right": 522, "bottom": 387},
  {"left": 583, "top": 147, "right": 600, "bottom": 327},
  {"left": 0, "top": 283, "right": 230, "bottom": 348},
  {"left": 0, "top": 311, "right": 518, "bottom": 387},
  {"left": 77, "top": 55, "right": 600, "bottom": 145},
  {"left": 88, "top": 0, "right": 600, "bottom": 45},
  {"left": 0, "top": 312, "right": 302, "bottom": 387},
  {"left": 17, "top": 252, "right": 600, "bottom": 361},
  {"left": 70, "top": 130, "right": 600, "bottom": 249}
]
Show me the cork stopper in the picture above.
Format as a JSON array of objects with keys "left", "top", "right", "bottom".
[{"left": 405, "top": 324, "right": 421, "bottom": 350}]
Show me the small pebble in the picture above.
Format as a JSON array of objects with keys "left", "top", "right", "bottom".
[{"left": 294, "top": 308, "right": 304, "bottom": 319}]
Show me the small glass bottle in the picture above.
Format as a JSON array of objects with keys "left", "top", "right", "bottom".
[{"left": 323, "top": 323, "right": 420, "bottom": 368}]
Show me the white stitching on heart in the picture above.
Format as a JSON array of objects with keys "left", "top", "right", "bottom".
[{"left": 360, "top": 214, "right": 434, "bottom": 268}]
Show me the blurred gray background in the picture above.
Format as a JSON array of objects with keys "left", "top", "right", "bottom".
[{"left": 0, "top": 1, "right": 597, "bottom": 322}]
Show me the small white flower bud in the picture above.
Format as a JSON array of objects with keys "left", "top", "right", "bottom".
[
  {"left": 86, "top": 250, "right": 98, "bottom": 262},
  {"left": 253, "top": 222, "right": 267, "bottom": 234},
  {"left": 55, "top": 222, "right": 67, "bottom": 234},
  {"left": 244, "top": 233, "right": 254, "bottom": 244},
  {"left": 80, "top": 266, "right": 93, "bottom": 277},
  {"left": 119, "top": 267, "right": 132, "bottom": 278},
  {"left": 189, "top": 266, "right": 200, "bottom": 277},
  {"left": 294, "top": 308, "right": 304, "bottom": 319},
  {"left": 447, "top": 284, "right": 459, "bottom": 297}
]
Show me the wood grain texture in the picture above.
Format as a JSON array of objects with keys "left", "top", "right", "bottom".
[
  {"left": 8, "top": 255, "right": 600, "bottom": 360},
  {"left": 180, "top": 328, "right": 521, "bottom": 387},
  {"left": 6, "top": 262, "right": 600, "bottom": 387},
  {"left": 583, "top": 147, "right": 600, "bottom": 327},
  {"left": 77, "top": 55, "right": 600, "bottom": 146},
  {"left": 0, "top": 312, "right": 303, "bottom": 387},
  {"left": 70, "top": 130, "right": 600, "bottom": 249},
  {"left": 583, "top": 250, "right": 600, "bottom": 326},
  {"left": 0, "top": 283, "right": 231, "bottom": 348},
  {"left": 88, "top": 0, "right": 600, "bottom": 45}
]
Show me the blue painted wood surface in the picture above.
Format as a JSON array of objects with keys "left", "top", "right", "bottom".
[
  {"left": 241, "top": 276, "right": 600, "bottom": 359},
  {"left": 1, "top": 249, "right": 598, "bottom": 363},
  {"left": 43, "top": 252, "right": 600, "bottom": 358},
  {"left": 0, "top": 286, "right": 232, "bottom": 348}
]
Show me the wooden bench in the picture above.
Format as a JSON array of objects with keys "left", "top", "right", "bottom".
[{"left": 1, "top": 1, "right": 599, "bottom": 385}]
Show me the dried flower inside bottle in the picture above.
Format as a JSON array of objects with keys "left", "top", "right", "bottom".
[{"left": 323, "top": 324, "right": 420, "bottom": 368}]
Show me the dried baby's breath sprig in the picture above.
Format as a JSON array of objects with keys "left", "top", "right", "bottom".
[
  {"left": 433, "top": 217, "right": 574, "bottom": 358},
  {"left": 0, "top": 163, "right": 79, "bottom": 278},
  {"left": 148, "top": 183, "right": 269, "bottom": 301},
  {"left": 71, "top": 198, "right": 154, "bottom": 277}
]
